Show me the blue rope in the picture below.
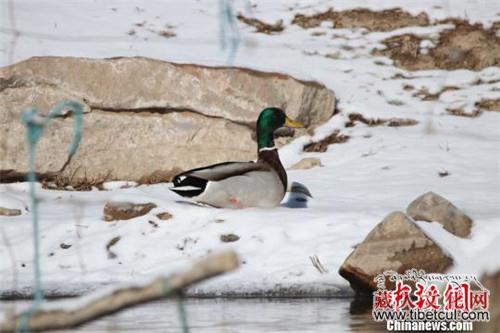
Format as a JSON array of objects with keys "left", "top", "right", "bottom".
[
  {"left": 16, "top": 100, "right": 84, "bottom": 332},
  {"left": 177, "top": 294, "right": 189, "bottom": 333},
  {"left": 219, "top": 0, "right": 240, "bottom": 64}
]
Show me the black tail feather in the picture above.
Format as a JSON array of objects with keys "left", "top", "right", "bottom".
[{"left": 170, "top": 175, "right": 208, "bottom": 198}]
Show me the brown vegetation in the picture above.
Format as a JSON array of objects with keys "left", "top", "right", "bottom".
[{"left": 138, "top": 168, "right": 183, "bottom": 184}]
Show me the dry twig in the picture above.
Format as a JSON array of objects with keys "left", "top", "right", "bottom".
[{"left": 0, "top": 251, "right": 239, "bottom": 332}]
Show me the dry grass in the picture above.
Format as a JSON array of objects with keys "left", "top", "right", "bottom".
[
  {"left": 42, "top": 172, "right": 109, "bottom": 191},
  {"left": 310, "top": 255, "right": 328, "bottom": 274},
  {"left": 0, "top": 168, "right": 110, "bottom": 191},
  {"left": 138, "top": 168, "right": 183, "bottom": 184}
]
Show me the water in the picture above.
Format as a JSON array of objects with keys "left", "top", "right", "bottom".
[{"left": 1, "top": 298, "right": 386, "bottom": 332}]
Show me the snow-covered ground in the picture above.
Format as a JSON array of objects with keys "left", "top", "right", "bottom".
[{"left": 0, "top": 0, "right": 499, "bottom": 298}]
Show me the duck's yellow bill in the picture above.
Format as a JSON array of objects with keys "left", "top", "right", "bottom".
[{"left": 284, "top": 117, "right": 304, "bottom": 128}]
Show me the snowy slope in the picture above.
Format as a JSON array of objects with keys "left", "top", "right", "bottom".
[{"left": 0, "top": 0, "right": 499, "bottom": 297}]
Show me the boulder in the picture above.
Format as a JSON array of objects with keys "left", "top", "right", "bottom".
[
  {"left": 476, "top": 271, "right": 499, "bottom": 333},
  {"left": 0, "top": 57, "right": 336, "bottom": 183},
  {"left": 407, "top": 192, "right": 472, "bottom": 238},
  {"left": 339, "top": 211, "right": 453, "bottom": 293},
  {"left": 103, "top": 201, "right": 157, "bottom": 221}
]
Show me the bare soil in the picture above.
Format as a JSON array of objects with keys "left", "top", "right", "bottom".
[
  {"left": 475, "top": 98, "right": 500, "bottom": 112},
  {"left": 446, "top": 108, "right": 482, "bottom": 118},
  {"left": 292, "top": 8, "right": 429, "bottom": 31},
  {"left": 156, "top": 212, "right": 173, "bottom": 220},
  {"left": 412, "top": 86, "right": 460, "bottom": 101},
  {"left": 375, "top": 22, "right": 500, "bottom": 71},
  {"left": 345, "top": 113, "right": 418, "bottom": 128}
]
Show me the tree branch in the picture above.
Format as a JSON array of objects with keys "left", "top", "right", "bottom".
[{"left": 0, "top": 251, "right": 239, "bottom": 332}]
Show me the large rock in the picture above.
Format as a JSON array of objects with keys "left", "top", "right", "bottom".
[
  {"left": 0, "top": 56, "right": 336, "bottom": 183},
  {"left": 339, "top": 211, "right": 453, "bottom": 293},
  {"left": 407, "top": 192, "right": 473, "bottom": 238},
  {"left": 476, "top": 271, "right": 499, "bottom": 333}
]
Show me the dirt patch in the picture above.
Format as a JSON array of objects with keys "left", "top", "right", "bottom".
[
  {"left": 387, "top": 118, "right": 419, "bottom": 127},
  {"left": 376, "top": 22, "right": 500, "bottom": 70},
  {"left": 446, "top": 108, "right": 482, "bottom": 118},
  {"left": 345, "top": 112, "right": 418, "bottom": 128},
  {"left": 158, "top": 30, "right": 176, "bottom": 38},
  {"left": 475, "top": 98, "right": 500, "bottom": 112},
  {"left": 303, "top": 131, "right": 349, "bottom": 152},
  {"left": 412, "top": 86, "right": 460, "bottom": 101},
  {"left": 292, "top": 8, "right": 429, "bottom": 31},
  {"left": 237, "top": 14, "right": 284, "bottom": 34},
  {"left": 156, "top": 211, "right": 173, "bottom": 220},
  {"left": 346, "top": 113, "right": 385, "bottom": 127}
]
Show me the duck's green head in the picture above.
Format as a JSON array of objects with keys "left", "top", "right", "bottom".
[{"left": 256, "top": 107, "right": 304, "bottom": 150}]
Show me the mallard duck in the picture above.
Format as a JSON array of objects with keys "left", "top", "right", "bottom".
[{"left": 170, "top": 107, "right": 304, "bottom": 208}]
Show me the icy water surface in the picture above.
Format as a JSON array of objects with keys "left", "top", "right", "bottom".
[{"left": 1, "top": 298, "right": 386, "bottom": 332}]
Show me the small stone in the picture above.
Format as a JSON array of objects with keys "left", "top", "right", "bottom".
[
  {"left": 220, "top": 234, "right": 240, "bottom": 243},
  {"left": 103, "top": 201, "right": 157, "bottom": 221},
  {"left": 0, "top": 207, "right": 22, "bottom": 216},
  {"left": 288, "top": 157, "right": 323, "bottom": 170},
  {"left": 438, "top": 169, "right": 450, "bottom": 177},
  {"left": 339, "top": 211, "right": 453, "bottom": 292},
  {"left": 407, "top": 192, "right": 472, "bottom": 238},
  {"left": 156, "top": 212, "right": 173, "bottom": 220},
  {"left": 60, "top": 243, "right": 72, "bottom": 249}
]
